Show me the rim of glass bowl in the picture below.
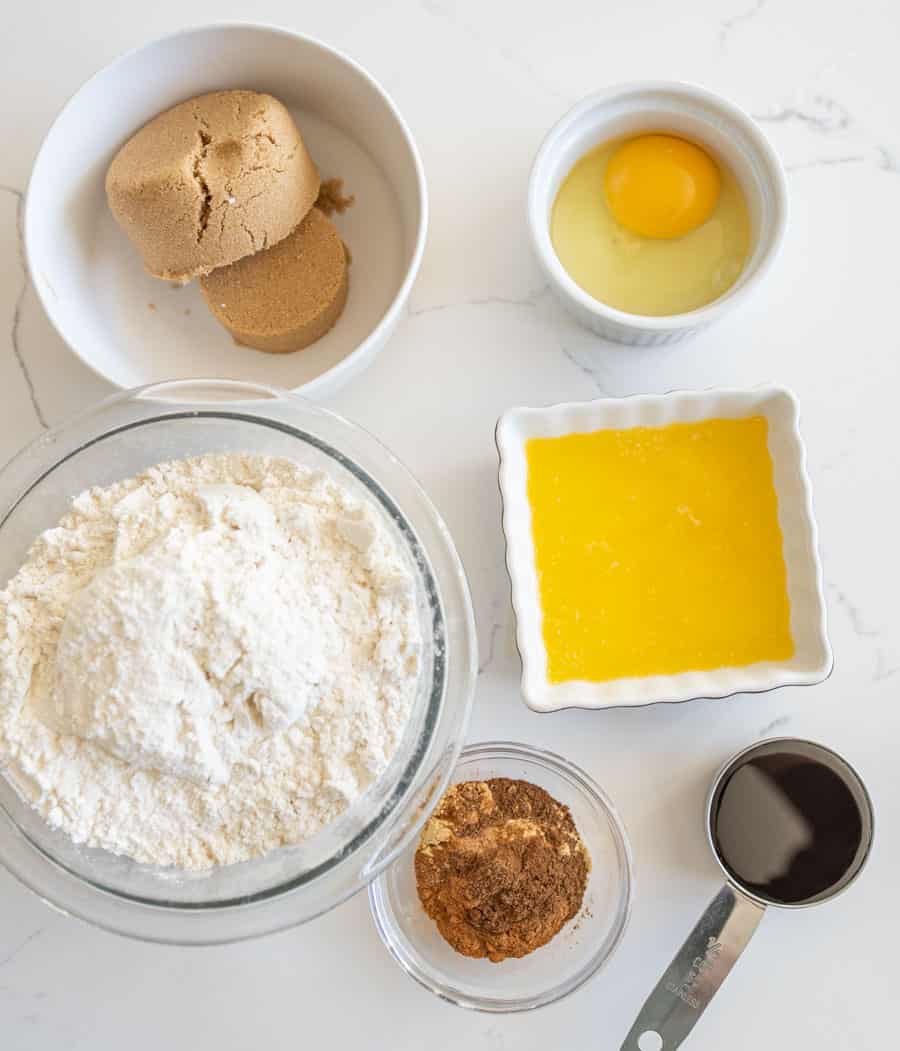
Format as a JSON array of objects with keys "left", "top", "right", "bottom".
[
  {"left": 0, "top": 379, "right": 477, "bottom": 944},
  {"left": 368, "top": 740, "right": 635, "bottom": 1012}
]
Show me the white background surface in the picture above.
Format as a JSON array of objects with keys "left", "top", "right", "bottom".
[{"left": 0, "top": 2, "right": 897, "bottom": 1048}]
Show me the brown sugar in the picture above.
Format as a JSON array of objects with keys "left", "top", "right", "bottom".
[
  {"left": 316, "top": 177, "right": 356, "bottom": 216},
  {"left": 106, "top": 91, "right": 320, "bottom": 281},
  {"left": 200, "top": 207, "right": 348, "bottom": 353},
  {"left": 414, "top": 779, "right": 590, "bottom": 963}
]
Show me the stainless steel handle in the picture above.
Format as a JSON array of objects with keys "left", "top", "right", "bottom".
[{"left": 620, "top": 884, "right": 766, "bottom": 1051}]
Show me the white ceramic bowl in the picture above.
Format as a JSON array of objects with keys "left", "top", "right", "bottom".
[
  {"left": 528, "top": 81, "right": 788, "bottom": 346},
  {"left": 497, "top": 386, "right": 832, "bottom": 711},
  {"left": 25, "top": 23, "right": 427, "bottom": 398}
]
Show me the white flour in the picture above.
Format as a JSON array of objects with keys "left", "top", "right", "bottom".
[{"left": 0, "top": 454, "right": 421, "bottom": 869}]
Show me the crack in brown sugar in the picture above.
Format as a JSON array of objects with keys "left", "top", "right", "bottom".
[
  {"left": 240, "top": 221, "right": 258, "bottom": 251},
  {"left": 193, "top": 128, "right": 213, "bottom": 243}
]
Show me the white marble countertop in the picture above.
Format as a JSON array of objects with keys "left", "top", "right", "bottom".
[{"left": 1, "top": 1, "right": 897, "bottom": 1048}]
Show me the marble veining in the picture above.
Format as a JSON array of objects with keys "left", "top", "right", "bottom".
[
  {"left": 752, "top": 94, "right": 852, "bottom": 134},
  {"left": 477, "top": 619, "right": 504, "bottom": 675},
  {"left": 718, "top": 0, "right": 767, "bottom": 49},
  {"left": 877, "top": 146, "right": 899, "bottom": 172},
  {"left": 0, "top": 928, "right": 44, "bottom": 971},
  {"left": 0, "top": 183, "right": 47, "bottom": 430},
  {"left": 828, "top": 584, "right": 881, "bottom": 639},
  {"left": 757, "top": 714, "right": 791, "bottom": 738},
  {"left": 873, "top": 649, "right": 900, "bottom": 683},
  {"left": 407, "top": 287, "right": 548, "bottom": 318},
  {"left": 560, "top": 345, "right": 612, "bottom": 392},
  {"left": 755, "top": 92, "right": 900, "bottom": 176},
  {"left": 785, "top": 154, "right": 867, "bottom": 172}
]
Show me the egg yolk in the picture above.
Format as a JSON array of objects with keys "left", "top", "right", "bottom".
[{"left": 604, "top": 134, "right": 721, "bottom": 239}]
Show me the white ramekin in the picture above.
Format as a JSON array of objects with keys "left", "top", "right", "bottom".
[{"left": 527, "top": 81, "right": 788, "bottom": 346}]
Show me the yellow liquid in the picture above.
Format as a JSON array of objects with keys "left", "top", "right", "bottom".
[
  {"left": 526, "top": 417, "right": 794, "bottom": 683},
  {"left": 550, "top": 139, "right": 751, "bottom": 316}
]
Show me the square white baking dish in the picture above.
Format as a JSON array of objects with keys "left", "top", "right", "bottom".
[{"left": 496, "top": 386, "right": 832, "bottom": 712}]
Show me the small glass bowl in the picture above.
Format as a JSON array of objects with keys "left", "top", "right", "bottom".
[{"left": 368, "top": 741, "right": 633, "bottom": 1012}]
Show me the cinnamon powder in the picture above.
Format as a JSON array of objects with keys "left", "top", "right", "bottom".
[{"left": 414, "top": 778, "right": 591, "bottom": 963}]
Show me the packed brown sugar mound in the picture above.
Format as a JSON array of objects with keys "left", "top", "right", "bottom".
[
  {"left": 200, "top": 207, "right": 348, "bottom": 353},
  {"left": 414, "top": 779, "right": 591, "bottom": 962},
  {"left": 106, "top": 90, "right": 320, "bottom": 281}
]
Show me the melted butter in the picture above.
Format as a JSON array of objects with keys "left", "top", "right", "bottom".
[{"left": 526, "top": 416, "right": 794, "bottom": 683}]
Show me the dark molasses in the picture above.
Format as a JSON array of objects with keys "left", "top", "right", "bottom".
[{"left": 711, "top": 746, "right": 866, "bottom": 905}]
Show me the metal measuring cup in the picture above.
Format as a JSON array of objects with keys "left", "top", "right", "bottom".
[{"left": 621, "top": 738, "right": 874, "bottom": 1051}]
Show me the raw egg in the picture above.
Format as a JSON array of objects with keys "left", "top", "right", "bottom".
[
  {"left": 604, "top": 134, "right": 721, "bottom": 239},
  {"left": 550, "top": 134, "right": 750, "bottom": 316}
]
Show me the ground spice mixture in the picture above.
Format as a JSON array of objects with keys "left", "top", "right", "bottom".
[{"left": 414, "top": 778, "right": 591, "bottom": 962}]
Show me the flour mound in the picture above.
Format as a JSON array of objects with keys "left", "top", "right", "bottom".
[{"left": 0, "top": 454, "right": 421, "bottom": 869}]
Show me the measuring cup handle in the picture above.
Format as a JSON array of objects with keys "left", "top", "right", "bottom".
[{"left": 620, "top": 884, "right": 766, "bottom": 1051}]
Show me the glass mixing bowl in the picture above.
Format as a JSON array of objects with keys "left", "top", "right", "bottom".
[
  {"left": 0, "top": 380, "right": 477, "bottom": 944},
  {"left": 368, "top": 741, "right": 634, "bottom": 1012}
]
